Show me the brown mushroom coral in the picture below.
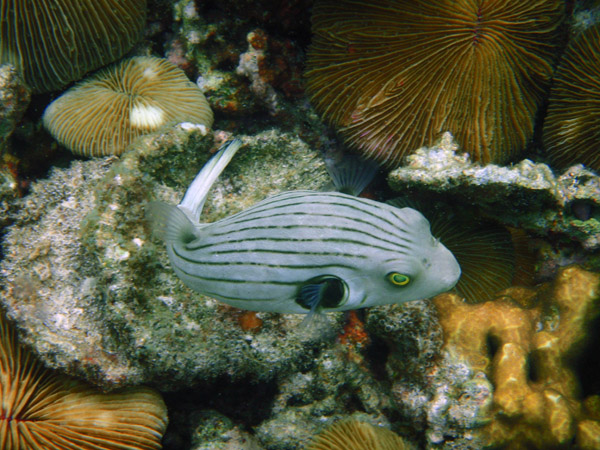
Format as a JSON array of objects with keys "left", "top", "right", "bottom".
[
  {"left": 0, "top": 0, "right": 146, "bottom": 93},
  {"left": 543, "top": 24, "right": 600, "bottom": 172},
  {"left": 0, "top": 314, "right": 167, "bottom": 449},
  {"left": 42, "top": 56, "right": 214, "bottom": 157},
  {"left": 305, "top": 0, "right": 564, "bottom": 168},
  {"left": 306, "top": 420, "right": 410, "bottom": 450}
]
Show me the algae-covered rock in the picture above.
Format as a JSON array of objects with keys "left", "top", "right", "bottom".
[
  {"left": 254, "top": 344, "right": 395, "bottom": 449},
  {"left": 0, "top": 63, "right": 30, "bottom": 154},
  {"left": 0, "top": 124, "right": 333, "bottom": 389},
  {"left": 388, "top": 132, "right": 600, "bottom": 250}
]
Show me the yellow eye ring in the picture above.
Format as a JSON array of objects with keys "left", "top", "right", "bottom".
[{"left": 387, "top": 272, "right": 410, "bottom": 286}]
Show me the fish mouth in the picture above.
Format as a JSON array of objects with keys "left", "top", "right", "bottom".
[{"left": 435, "top": 245, "right": 461, "bottom": 291}]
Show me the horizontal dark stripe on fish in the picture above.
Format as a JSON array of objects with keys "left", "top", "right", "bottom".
[
  {"left": 173, "top": 246, "right": 369, "bottom": 260},
  {"left": 170, "top": 254, "right": 360, "bottom": 271},
  {"left": 185, "top": 236, "right": 411, "bottom": 254},
  {"left": 223, "top": 195, "right": 416, "bottom": 236},
  {"left": 202, "top": 224, "right": 413, "bottom": 252},
  {"left": 215, "top": 211, "right": 415, "bottom": 246}
]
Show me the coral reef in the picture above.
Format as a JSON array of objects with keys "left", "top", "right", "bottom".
[
  {"left": 306, "top": 420, "right": 412, "bottom": 450},
  {"left": 367, "top": 300, "right": 493, "bottom": 448},
  {"left": 305, "top": 0, "right": 564, "bottom": 167},
  {"left": 433, "top": 266, "right": 600, "bottom": 448},
  {"left": 254, "top": 345, "right": 396, "bottom": 449},
  {"left": 0, "top": 0, "right": 146, "bottom": 92},
  {"left": 0, "top": 63, "right": 30, "bottom": 155},
  {"left": 187, "top": 410, "right": 263, "bottom": 450},
  {"left": 236, "top": 29, "right": 283, "bottom": 115},
  {"left": 543, "top": 23, "right": 600, "bottom": 171},
  {"left": 380, "top": 266, "right": 600, "bottom": 449},
  {"left": 43, "top": 56, "right": 213, "bottom": 157},
  {"left": 388, "top": 133, "right": 600, "bottom": 251},
  {"left": 0, "top": 125, "right": 332, "bottom": 389},
  {"left": 0, "top": 312, "right": 167, "bottom": 449}
]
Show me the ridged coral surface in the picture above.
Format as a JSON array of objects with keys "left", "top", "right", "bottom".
[
  {"left": 305, "top": 0, "right": 564, "bottom": 167},
  {"left": 0, "top": 0, "right": 146, "bottom": 92},
  {"left": 434, "top": 266, "right": 600, "bottom": 449},
  {"left": 0, "top": 314, "right": 167, "bottom": 449},
  {"left": 544, "top": 23, "right": 600, "bottom": 172},
  {"left": 43, "top": 56, "right": 214, "bottom": 157}
]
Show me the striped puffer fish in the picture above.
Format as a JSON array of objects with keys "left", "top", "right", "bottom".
[{"left": 149, "top": 139, "right": 460, "bottom": 315}]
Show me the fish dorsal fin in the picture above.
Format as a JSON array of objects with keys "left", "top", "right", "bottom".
[
  {"left": 326, "top": 154, "right": 379, "bottom": 196},
  {"left": 179, "top": 138, "right": 243, "bottom": 222}
]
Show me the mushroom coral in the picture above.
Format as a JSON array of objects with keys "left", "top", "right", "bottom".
[
  {"left": 0, "top": 0, "right": 146, "bottom": 93},
  {"left": 0, "top": 314, "right": 167, "bottom": 449},
  {"left": 305, "top": 0, "right": 565, "bottom": 168},
  {"left": 543, "top": 24, "right": 600, "bottom": 172},
  {"left": 306, "top": 420, "right": 410, "bottom": 450},
  {"left": 42, "top": 56, "right": 214, "bottom": 157}
]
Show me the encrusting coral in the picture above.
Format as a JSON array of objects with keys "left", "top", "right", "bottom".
[
  {"left": 0, "top": 313, "right": 168, "bottom": 449},
  {"left": 306, "top": 420, "right": 411, "bottom": 450},
  {"left": 543, "top": 23, "right": 600, "bottom": 172},
  {"left": 305, "top": 0, "right": 564, "bottom": 168},
  {"left": 43, "top": 56, "right": 214, "bottom": 157},
  {"left": 0, "top": 0, "right": 146, "bottom": 93},
  {"left": 433, "top": 266, "right": 600, "bottom": 449}
]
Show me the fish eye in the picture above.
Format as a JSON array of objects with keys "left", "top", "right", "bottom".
[{"left": 387, "top": 272, "right": 411, "bottom": 286}]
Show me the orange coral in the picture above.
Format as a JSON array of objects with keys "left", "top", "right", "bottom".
[
  {"left": 433, "top": 266, "right": 600, "bottom": 449},
  {"left": 237, "top": 310, "right": 263, "bottom": 332},
  {"left": 0, "top": 313, "right": 168, "bottom": 449},
  {"left": 338, "top": 310, "right": 370, "bottom": 348}
]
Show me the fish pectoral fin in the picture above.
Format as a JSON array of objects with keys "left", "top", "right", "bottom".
[{"left": 295, "top": 275, "right": 346, "bottom": 313}]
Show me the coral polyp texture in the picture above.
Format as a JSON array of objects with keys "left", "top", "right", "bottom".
[
  {"left": 433, "top": 266, "right": 600, "bottom": 449},
  {"left": 305, "top": 0, "right": 564, "bottom": 168},
  {"left": 306, "top": 420, "right": 410, "bottom": 450},
  {"left": 43, "top": 56, "right": 214, "bottom": 157},
  {"left": 0, "top": 0, "right": 146, "bottom": 93},
  {"left": 0, "top": 314, "right": 167, "bottom": 450},
  {"left": 543, "top": 23, "right": 600, "bottom": 172}
]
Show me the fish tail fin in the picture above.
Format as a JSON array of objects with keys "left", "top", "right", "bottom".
[
  {"left": 146, "top": 201, "right": 198, "bottom": 244},
  {"left": 179, "top": 138, "right": 243, "bottom": 221}
]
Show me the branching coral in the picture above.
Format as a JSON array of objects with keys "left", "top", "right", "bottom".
[
  {"left": 305, "top": 0, "right": 564, "bottom": 167},
  {"left": 433, "top": 266, "right": 600, "bottom": 449},
  {"left": 0, "top": 313, "right": 168, "bottom": 449}
]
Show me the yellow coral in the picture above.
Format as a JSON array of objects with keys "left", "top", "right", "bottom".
[{"left": 433, "top": 266, "right": 600, "bottom": 449}]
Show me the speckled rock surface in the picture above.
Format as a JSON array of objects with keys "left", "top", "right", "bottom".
[
  {"left": 0, "top": 63, "right": 30, "bottom": 154},
  {"left": 388, "top": 132, "right": 600, "bottom": 250},
  {"left": 0, "top": 167, "right": 19, "bottom": 229},
  {"left": 254, "top": 345, "right": 398, "bottom": 450},
  {"left": 188, "top": 410, "right": 264, "bottom": 450},
  {"left": 367, "top": 300, "right": 492, "bottom": 449},
  {"left": 0, "top": 124, "right": 334, "bottom": 390}
]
